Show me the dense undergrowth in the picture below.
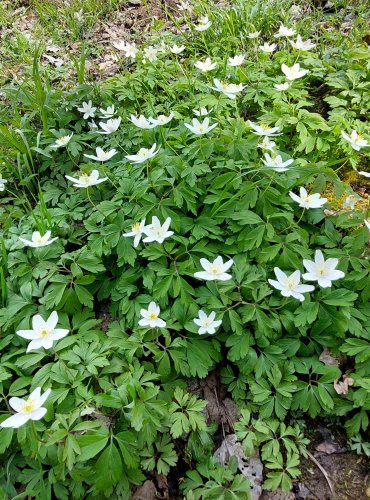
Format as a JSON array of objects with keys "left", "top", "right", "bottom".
[{"left": 0, "top": 0, "right": 370, "bottom": 498}]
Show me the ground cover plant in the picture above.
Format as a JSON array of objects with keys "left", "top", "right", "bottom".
[{"left": 0, "top": 0, "right": 370, "bottom": 498}]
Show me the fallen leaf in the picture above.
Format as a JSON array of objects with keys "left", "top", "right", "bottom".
[
  {"left": 319, "top": 348, "right": 339, "bottom": 367},
  {"left": 334, "top": 376, "right": 354, "bottom": 395},
  {"left": 315, "top": 440, "right": 342, "bottom": 455},
  {"left": 132, "top": 480, "right": 156, "bottom": 500},
  {"left": 214, "top": 434, "right": 263, "bottom": 500}
]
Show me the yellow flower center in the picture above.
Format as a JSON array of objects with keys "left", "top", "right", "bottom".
[
  {"left": 286, "top": 278, "right": 297, "bottom": 289},
  {"left": 210, "top": 265, "right": 220, "bottom": 275},
  {"left": 138, "top": 148, "right": 149, "bottom": 157},
  {"left": 23, "top": 399, "right": 35, "bottom": 412},
  {"left": 40, "top": 329, "right": 50, "bottom": 337},
  {"left": 132, "top": 223, "right": 141, "bottom": 233},
  {"left": 34, "top": 235, "right": 48, "bottom": 244},
  {"left": 302, "top": 194, "right": 313, "bottom": 202},
  {"left": 149, "top": 313, "right": 157, "bottom": 320},
  {"left": 80, "top": 173, "right": 90, "bottom": 183}
]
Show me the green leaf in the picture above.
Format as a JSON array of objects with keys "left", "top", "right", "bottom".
[
  {"left": 321, "top": 289, "right": 357, "bottom": 307},
  {"left": 231, "top": 210, "right": 263, "bottom": 224},
  {"left": 117, "top": 237, "right": 137, "bottom": 267},
  {"left": 186, "top": 339, "right": 221, "bottom": 378},
  {"left": 226, "top": 332, "right": 251, "bottom": 361},
  {"left": 341, "top": 339, "right": 370, "bottom": 363},
  {"left": 115, "top": 431, "right": 140, "bottom": 468},
  {"left": 76, "top": 428, "right": 110, "bottom": 461},
  {"left": 0, "top": 427, "right": 13, "bottom": 453},
  {"left": 77, "top": 252, "right": 105, "bottom": 273},
  {"left": 95, "top": 443, "right": 123, "bottom": 492},
  {"left": 74, "top": 284, "right": 94, "bottom": 308}
]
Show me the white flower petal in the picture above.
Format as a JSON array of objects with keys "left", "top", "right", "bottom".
[
  {"left": 8, "top": 397, "right": 26, "bottom": 412},
  {"left": 1, "top": 413, "right": 31, "bottom": 428}
]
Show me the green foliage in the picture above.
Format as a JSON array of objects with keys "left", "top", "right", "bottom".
[
  {"left": 181, "top": 457, "right": 250, "bottom": 499},
  {"left": 235, "top": 409, "right": 309, "bottom": 492},
  {"left": 0, "top": 0, "right": 370, "bottom": 497}
]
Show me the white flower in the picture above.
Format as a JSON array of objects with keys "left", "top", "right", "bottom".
[
  {"left": 84, "top": 147, "right": 118, "bottom": 162},
  {"left": 0, "top": 387, "right": 51, "bottom": 428},
  {"left": 341, "top": 130, "right": 370, "bottom": 151},
  {"left": 77, "top": 100, "right": 96, "bottom": 119},
  {"left": 359, "top": 171, "right": 370, "bottom": 177},
  {"left": 148, "top": 113, "right": 174, "bottom": 126},
  {"left": 259, "top": 42, "right": 276, "bottom": 53},
  {"left": 262, "top": 153, "right": 293, "bottom": 172},
  {"left": 364, "top": 219, "right": 370, "bottom": 231},
  {"left": 193, "top": 107, "right": 212, "bottom": 116},
  {"left": 194, "top": 256, "right": 233, "bottom": 281},
  {"left": 142, "top": 216, "right": 173, "bottom": 243},
  {"left": 177, "top": 0, "right": 192, "bottom": 12},
  {"left": 88, "top": 120, "right": 98, "bottom": 130},
  {"left": 99, "top": 105, "right": 116, "bottom": 118},
  {"left": 125, "top": 144, "right": 160, "bottom": 164},
  {"left": 194, "top": 16, "right": 211, "bottom": 31},
  {"left": 248, "top": 31, "right": 260, "bottom": 39},
  {"left": 211, "top": 79, "right": 245, "bottom": 99},
  {"left": 194, "top": 57, "right": 217, "bottom": 72},
  {"left": 193, "top": 311, "right": 222, "bottom": 335},
  {"left": 257, "top": 137, "right": 276, "bottom": 152},
  {"left": 125, "top": 43, "right": 139, "bottom": 59},
  {"left": 127, "top": 42, "right": 139, "bottom": 59},
  {"left": 289, "top": 187, "right": 327, "bottom": 209},
  {"left": 228, "top": 55, "right": 245, "bottom": 67},
  {"left": 184, "top": 117, "right": 217, "bottom": 135},
  {"left": 123, "top": 219, "right": 146, "bottom": 247},
  {"left": 274, "top": 82, "right": 290, "bottom": 91},
  {"left": 98, "top": 117, "right": 122, "bottom": 134},
  {"left": 143, "top": 46, "right": 159, "bottom": 63},
  {"left": 290, "top": 35, "right": 316, "bottom": 51},
  {"left": 302, "top": 250, "right": 345, "bottom": 288},
  {"left": 342, "top": 195, "right": 358, "bottom": 210},
  {"left": 281, "top": 63, "right": 309, "bottom": 81},
  {"left": 19, "top": 230, "right": 58, "bottom": 248},
  {"left": 247, "top": 121, "right": 281, "bottom": 137},
  {"left": 65, "top": 170, "right": 107, "bottom": 188},
  {"left": 128, "top": 114, "right": 156, "bottom": 129},
  {"left": 268, "top": 268, "right": 314, "bottom": 301},
  {"left": 0, "top": 174, "right": 7, "bottom": 192},
  {"left": 74, "top": 9, "right": 83, "bottom": 22},
  {"left": 139, "top": 302, "right": 166, "bottom": 328},
  {"left": 112, "top": 41, "right": 139, "bottom": 59},
  {"left": 170, "top": 44, "right": 186, "bottom": 54},
  {"left": 51, "top": 133, "right": 73, "bottom": 148},
  {"left": 16, "top": 311, "right": 69, "bottom": 352},
  {"left": 274, "top": 24, "right": 296, "bottom": 37},
  {"left": 112, "top": 40, "right": 128, "bottom": 51}
]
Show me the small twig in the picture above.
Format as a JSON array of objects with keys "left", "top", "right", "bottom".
[
  {"left": 306, "top": 450, "right": 334, "bottom": 496},
  {"left": 212, "top": 387, "right": 225, "bottom": 439}
]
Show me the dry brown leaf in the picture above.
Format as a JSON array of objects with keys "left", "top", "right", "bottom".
[
  {"left": 315, "top": 440, "right": 342, "bottom": 455},
  {"left": 334, "top": 376, "right": 354, "bottom": 395},
  {"left": 214, "top": 434, "right": 263, "bottom": 500},
  {"left": 132, "top": 480, "right": 156, "bottom": 500},
  {"left": 319, "top": 348, "right": 339, "bottom": 367}
]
